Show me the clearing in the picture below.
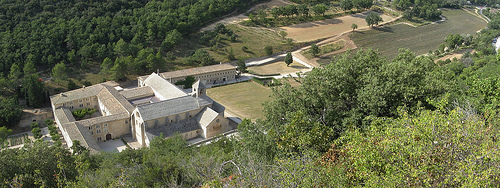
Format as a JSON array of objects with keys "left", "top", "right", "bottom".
[
  {"left": 247, "top": 61, "right": 309, "bottom": 75},
  {"left": 350, "top": 9, "right": 487, "bottom": 60},
  {"left": 280, "top": 11, "right": 396, "bottom": 42},
  {"left": 206, "top": 81, "right": 273, "bottom": 120}
]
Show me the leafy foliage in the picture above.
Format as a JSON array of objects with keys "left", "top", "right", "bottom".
[
  {"left": 72, "top": 108, "right": 96, "bottom": 120},
  {"left": 0, "top": 97, "right": 22, "bottom": 128}
]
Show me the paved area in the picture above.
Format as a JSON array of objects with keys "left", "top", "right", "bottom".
[
  {"left": 122, "top": 134, "right": 142, "bottom": 149},
  {"left": 98, "top": 139, "right": 128, "bottom": 153}
]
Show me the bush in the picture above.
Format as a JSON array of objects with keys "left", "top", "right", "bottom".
[
  {"left": 30, "top": 122, "right": 39, "bottom": 129},
  {"left": 264, "top": 46, "right": 273, "bottom": 55},
  {"left": 44, "top": 119, "right": 54, "bottom": 126},
  {"left": 72, "top": 108, "right": 97, "bottom": 120},
  {"left": 31, "top": 127, "right": 42, "bottom": 139}
]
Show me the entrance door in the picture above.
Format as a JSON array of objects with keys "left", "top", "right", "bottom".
[{"left": 106, "top": 133, "right": 111, "bottom": 140}]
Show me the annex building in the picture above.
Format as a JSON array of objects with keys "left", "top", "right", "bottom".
[
  {"left": 51, "top": 68, "right": 235, "bottom": 154},
  {"left": 138, "top": 63, "right": 237, "bottom": 87}
]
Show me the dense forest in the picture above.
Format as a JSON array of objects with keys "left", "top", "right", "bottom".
[
  {"left": 0, "top": 0, "right": 266, "bottom": 74},
  {"left": 2, "top": 0, "right": 500, "bottom": 187}
]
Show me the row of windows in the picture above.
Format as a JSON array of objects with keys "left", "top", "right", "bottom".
[
  {"left": 63, "top": 97, "right": 97, "bottom": 107},
  {"left": 88, "top": 123, "right": 108, "bottom": 130},
  {"left": 195, "top": 71, "right": 234, "bottom": 79},
  {"left": 90, "top": 128, "right": 108, "bottom": 135}
]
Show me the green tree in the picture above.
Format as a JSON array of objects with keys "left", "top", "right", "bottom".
[
  {"left": 162, "top": 29, "right": 182, "bottom": 51},
  {"left": 353, "top": 0, "right": 373, "bottom": 9},
  {"left": 351, "top": 23, "right": 358, "bottom": 31},
  {"left": 111, "top": 58, "right": 127, "bottom": 81},
  {"left": 312, "top": 4, "right": 328, "bottom": 16},
  {"left": 284, "top": 52, "right": 293, "bottom": 67},
  {"left": 190, "top": 49, "right": 215, "bottom": 66},
  {"left": 264, "top": 46, "right": 273, "bottom": 55},
  {"left": 100, "top": 57, "right": 113, "bottom": 75},
  {"left": 114, "top": 38, "right": 129, "bottom": 57},
  {"left": 23, "top": 60, "right": 36, "bottom": 76},
  {"left": 279, "top": 31, "right": 288, "bottom": 39},
  {"left": 365, "top": 12, "right": 383, "bottom": 27},
  {"left": 237, "top": 60, "right": 247, "bottom": 73},
  {"left": 445, "top": 34, "right": 464, "bottom": 50},
  {"left": 0, "top": 97, "right": 22, "bottom": 128},
  {"left": 8, "top": 63, "right": 22, "bottom": 81},
  {"left": 227, "top": 47, "right": 236, "bottom": 61},
  {"left": 309, "top": 43, "right": 320, "bottom": 56},
  {"left": 22, "top": 74, "right": 46, "bottom": 107},
  {"left": 340, "top": 0, "right": 354, "bottom": 12},
  {"left": 52, "top": 62, "right": 67, "bottom": 80},
  {"left": 0, "top": 126, "right": 12, "bottom": 146},
  {"left": 67, "top": 79, "right": 78, "bottom": 90}
]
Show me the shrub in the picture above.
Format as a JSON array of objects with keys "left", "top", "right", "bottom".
[
  {"left": 31, "top": 127, "right": 42, "bottom": 139},
  {"left": 264, "top": 46, "right": 273, "bottom": 55},
  {"left": 44, "top": 119, "right": 54, "bottom": 126}
]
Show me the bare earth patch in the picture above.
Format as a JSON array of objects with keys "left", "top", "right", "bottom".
[
  {"left": 281, "top": 11, "right": 396, "bottom": 42},
  {"left": 435, "top": 49, "right": 475, "bottom": 63},
  {"left": 247, "top": 61, "right": 309, "bottom": 75}
]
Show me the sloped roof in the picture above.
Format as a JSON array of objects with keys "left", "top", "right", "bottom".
[
  {"left": 61, "top": 122, "right": 100, "bottom": 154},
  {"left": 137, "top": 96, "right": 212, "bottom": 121},
  {"left": 195, "top": 107, "right": 219, "bottom": 128},
  {"left": 160, "top": 63, "right": 236, "bottom": 79},
  {"left": 54, "top": 108, "right": 76, "bottom": 125},
  {"left": 120, "top": 86, "right": 154, "bottom": 100},
  {"left": 143, "top": 73, "right": 187, "bottom": 101},
  {"left": 97, "top": 85, "right": 134, "bottom": 114},
  {"left": 145, "top": 119, "right": 201, "bottom": 138}
]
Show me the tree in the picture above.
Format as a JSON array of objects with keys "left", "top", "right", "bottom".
[
  {"left": 264, "top": 46, "right": 273, "bottom": 55},
  {"left": 353, "top": 0, "right": 373, "bottom": 9},
  {"left": 297, "top": 4, "right": 309, "bottom": 16},
  {"left": 284, "top": 52, "right": 293, "bottom": 67},
  {"left": 0, "top": 97, "right": 22, "bottom": 128},
  {"left": 227, "top": 48, "right": 236, "bottom": 61},
  {"left": 114, "top": 38, "right": 129, "bottom": 57},
  {"left": 67, "top": 79, "right": 78, "bottom": 90},
  {"left": 0, "top": 126, "right": 12, "bottom": 146},
  {"left": 8, "top": 64, "right": 22, "bottom": 81},
  {"left": 22, "top": 74, "right": 46, "bottom": 107},
  {"left": 52, "top": 62, "right": 67, "bottom": 80},
  {"left": 312, "top": 4, "right": 328, "bottom": 16},
  {"left": 23, "top": 60, "right": 36, "bottom": 76},
  {"left": 340, "top": 0, "right": 354, "bottom": 12},
  {"left": 100, "top": 57, "right": 113, "bottom": 75},
  {"left": 279, "top": 31, "right": 288, "bottom": 39},
  {"left": 190, "top": 49, "right": 215, "bottom": 66},
  {"left": 445, "top": 34, "right": 464, "bottom": 50},
  {"left": 365, "top": 12, "right": 383, "bottom": 27},
  {"left": 162, "top": 29, "right": 182, "bottom": 51},
  {"left": 309, "top": 43, "right": 320, "bottom": 56},
  {"left": 351, "top": 23, "right": 358, "bottom": 31},
  {"left": 237, "top": 60, "right": 247, "bottom": 73},
  {"left": 111, "top": 58, "right": 127, "bottom": 81}
]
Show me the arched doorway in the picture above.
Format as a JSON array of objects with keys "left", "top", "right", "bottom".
[{"left": 106, "top": 133, "right": 112, "bottom": 140}]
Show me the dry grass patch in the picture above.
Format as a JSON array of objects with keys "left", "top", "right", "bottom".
[
  {"left": 207, "top": 81, "right": 273, "bottom": 120},
  {"left": 281, "top": 11, "right": 395, "bottom": 42},
  {"left": 247, "top": 61, "right": 309, "bottom": 75}
]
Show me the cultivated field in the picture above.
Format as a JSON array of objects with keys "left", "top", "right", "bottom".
[
  {"left": 247, "top": 61, "right": 309, "bottom": 75},
  {"left": 206, "top": 81, "right": 273, "bottom": 120},
  {"left": 350, "top": 9, "right": 487, "bottom": 60},
  {"left": 281, "top": 11, "right": 396, "bottom": 42}
]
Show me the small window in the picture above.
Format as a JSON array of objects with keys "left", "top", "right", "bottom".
[
  {"left": 125, "top": 120, "right": 128, "bottom": 123},
  {"left": 104, "top": 123, "right": 108, "bottom": 127},
  {"left": 79, "top": 104, "right": 83, "bottom": 108},
  {"left": 88, "top": 127, "right": 92, "bottom": 130},
  {"left": 70, "top": 106, "right": 74, "bottom": 109},
  {"left": 70, "top": 102, "right": 73, "bottom": 105},
  {"left": 86, "top": 98, "right": 89, "bottom": 101},
  {"left": 87, "top": 103, "right": 90, "bottom": 106},
  {"left": 90, "top": 131, "right": 93, "bottom": 135},
  {"left": 104, "top": 128, "right": 108, "bottom": 133},
  {"left": 96, "top": 125, "right": 100, "bottom": 129},
  {"left": 79, "top": 99, "right": 82, "bottom": 103},
  {"left": 97, "top": 137, "right": 101, "bottom": 141},
  {"left": 216, "top": 119, "right": 220, "bottom": 123},
  {"left": 97, "top": 129, "right": 101, "bottom": 134}
]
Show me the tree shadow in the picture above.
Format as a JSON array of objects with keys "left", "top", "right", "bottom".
[{"left": 373, "top": 26, "right": 393, "bottom": 33}]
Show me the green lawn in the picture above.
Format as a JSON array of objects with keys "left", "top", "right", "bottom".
[
  {"left": 206, "top": 81, "right": 273, "bottom": 120},
  {"left": 349, "top": 9, "right": 487, "bottom": 60}
]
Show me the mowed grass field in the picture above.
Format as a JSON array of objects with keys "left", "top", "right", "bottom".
[
  {"left": 247, "top": 61, "right": 309, "bottom": 75},
  {"left": 350, "top": 9, "right": 487, "bottom": 60},
  {"left": 207, "top": 81, "right": 273, "bottom": 120}
]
